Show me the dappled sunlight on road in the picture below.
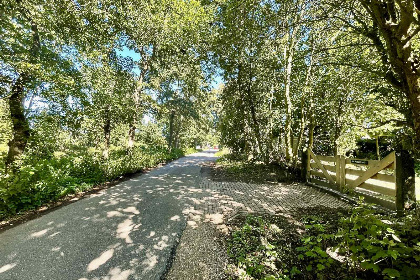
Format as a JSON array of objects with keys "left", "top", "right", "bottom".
[
  {"left": 0, "top": 151, "right": 218, "bottom": 279},
  {"left": 0, "top": 263, "right": 16, "bottom": 274},
  {"left": 0, "top": 150, "right": 348, "bottom": 279},
  {"left": 88, "top": 248, "right": 115, "bottom": 272},
  {"left": 116, "top": 218, "right": 135, "bottom": 244},
  {"left": 30, "top": 227, "right": 53, "bottom": 238}
]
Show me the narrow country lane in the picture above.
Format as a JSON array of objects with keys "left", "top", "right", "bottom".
[{"left": 0, "top": 151, "right": 217, "bottom": 280}]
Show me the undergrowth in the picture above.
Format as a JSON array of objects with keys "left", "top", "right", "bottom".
[
  {"left": 213, "top": 153, "right": 301, "bottom": 184},
  {"left": 0, "top": 146, "right": 186, "bottom": 219},
  {"left": 226, "top": 203, "right": 420, "bottom": 280}
]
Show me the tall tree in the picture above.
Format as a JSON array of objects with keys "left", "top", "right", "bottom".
[
  {"left": 323, "top": 0, "right": 420, "bottom": 153},
  {"left": 0, "top": 0, "right": 120, "bottom": 169}
]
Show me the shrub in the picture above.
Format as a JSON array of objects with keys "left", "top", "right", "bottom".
[
  {"left": 333, "top": 204, "right": 420, "bottom": 279},
  {"left": 295, "top": 203, "right": 419, "bottom": 279},
  {"left": 227, "top": 216, "right": 303, "bottom": 280},
  {"left": 227, "top": 203, "right": 420, "bottom": 280}
]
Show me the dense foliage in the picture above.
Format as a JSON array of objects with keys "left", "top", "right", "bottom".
[
  {"left": 0, "top": 144, "right": 188, "bottom": 218},
  {"left": 227, "top": 204, "right": 420, "bottom": 280},
  {"left": 213, "top": 153, "right": 301, "bottom": 184},
  {"left": 214, "top": 0, "right": 419, "bottom": 163}
]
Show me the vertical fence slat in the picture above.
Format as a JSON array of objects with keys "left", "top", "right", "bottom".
[
  {"left": 335, "top": 155, "right": 341, "bottom": 189},
  {"left": 339, "top": 156, "right": 346, "bottom": 190},
  {"left": 335, "top": 155, "right": 345, "bottom": 191},
  {"left": 309, "top": 149, "right": 336, "bottom": 185}
]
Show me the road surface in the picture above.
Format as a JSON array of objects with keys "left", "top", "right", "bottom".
[{"left": 0, "top": 151, "right": 217, "bottom": 280}]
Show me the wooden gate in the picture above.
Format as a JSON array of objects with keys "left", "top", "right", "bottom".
[{"left": 304, "top": 149, "right": 414, "bottom": 211}]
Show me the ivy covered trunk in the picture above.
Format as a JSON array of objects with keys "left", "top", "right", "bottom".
[
  {"left": 5, "top": 16, "right": 40, "bottom": 171},
  {"left": 5, "top": 74, "right": 31, "bottom": 170}
]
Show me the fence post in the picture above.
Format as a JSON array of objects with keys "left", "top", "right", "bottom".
[
  {"left": 335, "top": 155, "right": 346, "bottom": 192},
  {"left": 335, "top": 155, "right": 341, "bottom": 190},
  {"left": 301, "top": 149, "right": 308, "bottom": 183},
  {"left": 395, "top": 150, "right": 415, "bottom": 213},
  {"left": 340, "top": 156, "right": 346, "bottom": 191}
]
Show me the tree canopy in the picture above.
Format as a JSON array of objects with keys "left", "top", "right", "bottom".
[{"left": 1, "top": 0, "right": 419, "bottom": 215}]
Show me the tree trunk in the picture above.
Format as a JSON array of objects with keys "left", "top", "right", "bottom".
[
  {"left": 307, "top": 116, "right": 315, "bottom": 172},
  {"left": 174, "top": 125, "right": 180, "bottom": 149},
  {"left": 248, "top": 86, "right": 263, "bottom": 157},
  {"left": 103, "top": 108, "right": 111, "bottom": 160},
  {"left": 282, "top": 0, "right": 304, "bottom": 162},
  {"left": 127, "top": 90, "right": 141, "bottom": 149},
  {"left": 24, "top": 92, "right": 36, "bottom": 118},
  {"left": 127, "top": 123, "right": 135, "bottom": 150},
  {"left": 358, "top": 0, "right": 420, "bottom": 158},
  {"left": 128, "top": 86, "right": 141, "bottom": 149},
  {"left": 237, "top": 64, "right": 252, "bottom": 158},
  {"left": 127, "top": 47, "right": 149, "bottom": 149},
  {"left": 308, "top": 118, "right": 314, "bottom": 151},
  {"left": 293, "top": 44, "right": 314, "bottom": 163},
  {"left": 284, "top": 44, "right": 294, "bottom": 161},
  {"left": 293, "top": 111, "right": 305, "bottom": 165},
  {"left": 5, "top": 16, "right": 40, "bottom": 170},
  {"left": 333, "top": 97, "right": 344, "bottom": 156},
  {"left": 168, "top": 110, "right": 175, "bottom": 151},
  {"left": 5, "top": 74, "right": 31, "bottom": 171}
]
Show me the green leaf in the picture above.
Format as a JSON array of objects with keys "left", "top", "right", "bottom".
[
  {"left": 382, "top": 268, "right": 401, "bottom": 278},
  {"left": 388, "top": 250, "right": 399, "bottom": 260},
  {"left": 317, "top": 264, "right": 325, "bottom": 270}
]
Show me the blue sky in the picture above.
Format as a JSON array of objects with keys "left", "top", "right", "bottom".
[{"left": 117, "top": 47, "right": 141, "bottom": 75}]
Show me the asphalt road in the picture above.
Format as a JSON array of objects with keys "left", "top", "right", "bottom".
[{"left": 0, "top": 151, "right": 217, "bottom": 280}]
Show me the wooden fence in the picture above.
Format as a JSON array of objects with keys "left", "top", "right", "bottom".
[{"left": 302, "top": 148, "right": 415, "bottom": 211}]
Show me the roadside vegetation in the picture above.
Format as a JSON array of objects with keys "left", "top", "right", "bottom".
[
  {"left": 212, "top": 154, "right": 301, "bottom": 184},
  {"left": 0, "top": 145, "right": 191, "bottom": 219},
  {"left": 226, "top": 203, "right": 420, "bottom": 280},
  {"left": 0, "top": 1, "right": 218, "bottom": 219}
]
